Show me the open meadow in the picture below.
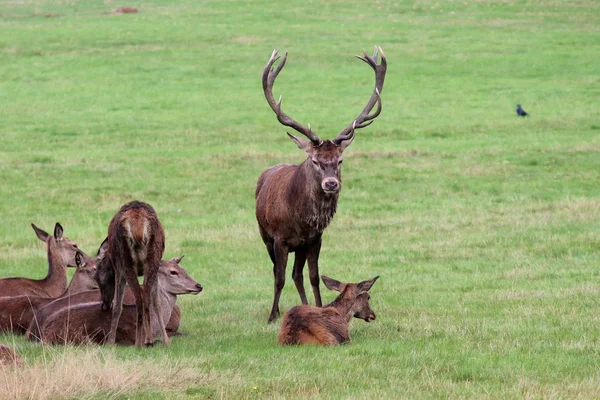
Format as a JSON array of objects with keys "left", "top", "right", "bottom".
[{"left": 1, "top": 0, "right": 599, "bottom": 398}]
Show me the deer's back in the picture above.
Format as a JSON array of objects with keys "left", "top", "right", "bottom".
[
  {"left": 278, "top": 305, "right": 349, "bottom": 345},
  {"left": 39, "top": 301, "right": 164, "bottom": 345},
  {"left": 0, "top": 277, "right": 64, "bottom": 299},
  {"left": 0, "top": 295, "right": 47, "bottom": 333}
]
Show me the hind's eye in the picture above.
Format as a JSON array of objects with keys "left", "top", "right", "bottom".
[
  {"left": 311, "top": 159, "right": 318, "bottom": 166},
  {"left": 170, "top": 271, "right": 178, "bottom": 276},
  {"left": 338, "top": 159, "right": 343, "bottom": 165}
]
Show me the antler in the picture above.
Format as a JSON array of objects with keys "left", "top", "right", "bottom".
[
  {"left": 333, "top": 46, "right": 387, "bottom": 145},
  {"left": 262, "top": 50, "right": 322, "bottom": 145}
]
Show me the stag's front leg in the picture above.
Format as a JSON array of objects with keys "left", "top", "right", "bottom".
[
  {"left": 306, "top": 237, "right": 323, "bottom": 307},
  {"left": 292, "top": 248, "right": 308, "bottom": 305},
  {"left": 269, "top": 240, "right": 288, "bottom": 323}
]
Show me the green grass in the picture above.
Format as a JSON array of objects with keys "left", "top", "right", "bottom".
[{"left": 1, "top": 0, "right": 599, "bottom": 398}]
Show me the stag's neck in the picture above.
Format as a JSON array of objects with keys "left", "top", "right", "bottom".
[
  {"left": 43, "top": 239, "right": 68, "bottom": 294},
  {"left": 326, "top": 290, "right": 354, "bottom": 323},
  {"left": 289, "top": 162, "right": 339, "bottom": 233}
]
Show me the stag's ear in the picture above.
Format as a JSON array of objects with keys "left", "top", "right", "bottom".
[
  {"left": 322, "top": 276, "right": 344, "bottom": 292},
  {"left": 287, "top": 133, "right": 313, "bottom": 154},
  {"left": 53, "top": 222, "right": 64, "bottom": 241},
  {"left": 75, "top": 251, "right": 85, "bottom": 269},
  {"left": 357, "top": 276, "right": 379, "bottom": 293},
  {"left": 96, "top": 237, "right": 109, "bottom": 260},
  {"left": 170, "top": 255, "right": 184, "bottom": 264},
  {"left": 31, "top": 223, "right": 49, "bottom": 242}
]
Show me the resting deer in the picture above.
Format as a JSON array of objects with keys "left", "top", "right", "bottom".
[
  {"left": 26, "top": 258, "right": 183, "bottom": 341},
  {"left": 36, "top": 258, "right": 202, "bottom": 345},
  {"left": 0, "top": 248, "right": 100, "bottom": 334},
  {"left": 256, "top": 47, "right": 387, "bottom": 323},
  {"left": 0, "top": 223, "right": 79, "bottom": 298},
  {"left": 95, "top": 200, "right": 165, "bottom": 347},
  {"left": 0, "top": 343, "right": 19, "bottom": 365},
  {"left": 278, "top": 275, "right": 379, "bottom": 345}
]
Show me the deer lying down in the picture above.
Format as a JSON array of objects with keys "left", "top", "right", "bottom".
[
  {"left": 36, "top": 258, "right": 201, "bottom": 345},
  {"left": 0, "top": 249, "right": 100, "bottom": 334},
  {"left": 26, "top": 282, "right": 182, "bottom": 341},
  {"left": 0, "top": 223, "right": 80, "bottom": 298},
  {"left": 0, "top": 343, "right": 19, "bottom": 365},
  {"left": 278, "top": 275, "right": 379, "bottom": 345}
]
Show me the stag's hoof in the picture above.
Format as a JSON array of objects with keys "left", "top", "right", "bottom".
[{"left": 144, "top": 341, "right": 154, "bottom": 347}]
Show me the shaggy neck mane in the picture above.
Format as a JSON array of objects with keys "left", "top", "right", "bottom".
[{"left": 288, "top": 160, "right": 339, "bottom": 233}]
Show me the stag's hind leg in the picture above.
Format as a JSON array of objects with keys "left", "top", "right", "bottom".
[
  {"left": 292, "top": 248, "right": 308, "bottom": 305},
  {"left": 306, "top": 237, "right": 323, "bottom": 307},
  {"left": 269, "top": 240, "right": 289, "bottom": 323}
]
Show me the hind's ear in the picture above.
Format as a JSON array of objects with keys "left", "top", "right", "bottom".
[
  {"left": 53, "top": 222, "right": 64, "bottom": 241},
  {"left": 75, "top": 251, "right": 85, "bottom": 269},
  {"left": 96, "top": 237, "right": 109, "bottom": 259},
  {"left": 31, "top": 223, "right": 49, "bottom": 242},
  {"left": 357, "top": 276, "right": 379, "bottom": 293},
  {"left": 322, "top": 276, "right": 343, "bottom": 292}
]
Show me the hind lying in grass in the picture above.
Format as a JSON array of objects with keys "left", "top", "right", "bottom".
[
  {"left": 278, "top": 275, "right": 379, "bottom": 345},
  {"left": 35, "top": 258, "right": 202, "bottom": 345}
]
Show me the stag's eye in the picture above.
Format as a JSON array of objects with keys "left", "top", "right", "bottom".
[
  {"left": 311, "top": 159, "right": 319, "bottom": 166},
  {"left": 170, "top": 270, "right": 178, "bottom": 276},
  {"left": 338, "top": 159, "right": 343, "bottom": 165}
]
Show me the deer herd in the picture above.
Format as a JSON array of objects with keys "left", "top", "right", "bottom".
[{"left": 0, "top": 46, "right": 386, "bottom": 365}]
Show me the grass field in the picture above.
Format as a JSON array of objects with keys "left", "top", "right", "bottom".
[{"left": 1, "top": 0, "right": 599, "bottom": 398}]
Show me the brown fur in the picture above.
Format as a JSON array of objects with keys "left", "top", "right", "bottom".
[
  {"left": 0, "top": 223, "right": 79, "bottom": 298},
  {"left": 100, "top": 201, "right": 165, "bottom": 347},
  {"left": 26, "top": 276, "right": 182, "bottom": 341},
  {"left": 36, "top": 259, "right": 201, "bottom": 345},
  {"left": 278, "top": 275, "right": 378, "bottom": 345},
  {"left": 0, "top": 343, "right": 19, "bottom": 365},
  {"left": 0, "top": 250, "right": 98, "bottom": 334}
]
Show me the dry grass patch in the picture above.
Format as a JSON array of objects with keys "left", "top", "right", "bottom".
[{"left": 0, "top": 346, "right": 220, "bottom": 400}]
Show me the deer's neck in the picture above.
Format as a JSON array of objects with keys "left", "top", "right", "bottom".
[
  {"left": 63, "top": 273, "right": 92, "bottom": 297},
  {"left": 289, "top": 162, "right": 339, "bottom": 232},
  {"left": 326, "top": 290, "right": 354, "bottom": 323},
  {"left": 156, "top": 289, "right": 177, "bottom": 327},
  {"left": 43, "top": 239, "right": 68, "bottom": 295}
]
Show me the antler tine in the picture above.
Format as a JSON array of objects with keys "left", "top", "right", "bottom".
[
  {"left": 262, "top": 50, "right": 321, "bottom": 145},
  {"left": 334, "top": 46, "right": 387, "bottom": 145}
]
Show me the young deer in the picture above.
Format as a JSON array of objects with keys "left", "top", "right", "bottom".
[
  {"left": 95, "top": 200, "right": 165, "bottom": 347},
  {"left": 0, "top": 248, "right": 100, "bottom": 334},
  {"left": 278, "top": 275, "right": 379, "bottom": 345},
  {"left": 256, "top": 47, "right": 386, "bottom": 323},
  {"left": 0, "top": 223, "right": 79, "bottom": 298},
  {"left": 36, "top": 258, "right": 202, "bottom": 345}
]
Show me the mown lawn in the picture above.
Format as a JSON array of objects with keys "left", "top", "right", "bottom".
[{"left": 1, "top": 0, "right": 599, "bottom": 398}]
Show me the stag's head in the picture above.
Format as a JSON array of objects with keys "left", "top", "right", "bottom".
[{"left": 262, "top": 47, "right": 387, "bottom": 195}]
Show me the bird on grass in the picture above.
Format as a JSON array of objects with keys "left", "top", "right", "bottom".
[{"left": 516, "top": 104, "right": 529, "bottom": 117}]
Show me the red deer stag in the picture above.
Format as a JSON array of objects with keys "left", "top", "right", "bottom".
[
  {"left": 95, "top": 201, "right": 166, "bottom": 346},
  {"left": 256, "top": 47, "right": 386, "bottom": 322},
  {"left": 27, "top": 257, "right": 183, "bottom": 341},
  {"left": 0, "top": 223, "right": 79, "bottom": 298},
  {"left": 278, "top": 275, "right": 379, "bottom": 345},
  {"left": 0, "top": 248, "right": 100, "bottom": 334},
  {"left": 36, "top": 258, "right": 202, "bottom": 345}
]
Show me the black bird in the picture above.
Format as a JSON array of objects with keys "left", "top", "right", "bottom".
[{"left": 516, "top": 104, "right": 528, "bottom": 117}]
